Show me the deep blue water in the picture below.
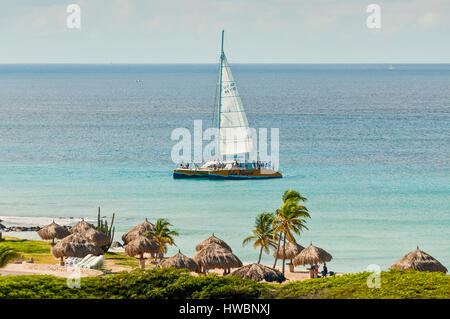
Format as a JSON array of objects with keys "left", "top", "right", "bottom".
[{"left": 0, "top": 64, "right": 449, "bottom": 273}]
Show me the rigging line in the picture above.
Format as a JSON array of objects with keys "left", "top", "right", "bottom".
[{"left": 217, "top": 29, "right": 225, "bottom": 159}]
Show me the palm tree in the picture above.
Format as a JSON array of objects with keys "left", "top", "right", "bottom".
[
  {"left": 242, "top": 212, "right": 278, "bottom": 264},
  {"left": 0, "top": 247, "right": 19, "bottom": 268},
  {"left": 282, "top": 189, "right": 307, "bottom": 203},
  {"left": 272, "top": 190, "right": 307, "bottom": 268},
  {"left": 272, "top": 190, "right": 310, "bottom": 274},
  {"left": 145, "top": 218, "right": 179, "bottom": 261}
]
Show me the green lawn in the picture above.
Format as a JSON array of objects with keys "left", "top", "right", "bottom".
[
  {"left": 0, "top": 236, "right": 137, "bottom": 267},
  {"left": 104, "top": 252, "right": 139, "bottom": 268},
  {"left": 0, "top": 236, "right": 51, "bottom": 254}
]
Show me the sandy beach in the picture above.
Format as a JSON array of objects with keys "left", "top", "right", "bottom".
[
  {"left": 0, "top": 259, "right": 322, "bottom": 282},
  {"left": 0, "top": 263, "right": 102, "bottom": 278}
]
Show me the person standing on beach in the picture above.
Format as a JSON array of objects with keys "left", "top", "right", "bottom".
[{"left": 322, "top": 263, "right": 328, "bottom": 277}]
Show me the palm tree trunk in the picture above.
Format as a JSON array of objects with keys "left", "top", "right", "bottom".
[
  {"left": 272, "top": 232, "right": 283, "bottom": 269},
  {"left": 257, "top": 246, "right": 263, "bottom": 264},
  {"left": 281, "top": 230, "right": 287, "bottom": 274}
]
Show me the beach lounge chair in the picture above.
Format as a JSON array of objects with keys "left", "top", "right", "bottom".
[
  {"left": 67, "top": 257, "right": 83, "bottom": 266},
  {"left": 79, "top": 255, "right": 97, "bottom": 269},
  {"left": 76, "top": 254, "right": 94, "bottom": 268},
  {"left": 86, "top": 255, "right": 104, "bottom": 269}
]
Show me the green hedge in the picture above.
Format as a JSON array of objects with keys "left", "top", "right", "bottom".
[
  {"left": 0, "top": 268, "right": 268, "bottom": 299},
  {"left": 0, "top": 268, "right": 448, "bottom": 299},
  {"left": 276, "top": 269, "right": 450, "bottom": 299}
]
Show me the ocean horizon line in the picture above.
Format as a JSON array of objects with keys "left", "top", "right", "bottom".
[{"left": 1, "top": 62, "right": 450, "bottom": 65}]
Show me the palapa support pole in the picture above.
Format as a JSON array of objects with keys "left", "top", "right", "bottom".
[
  {"left": 139, "top": 253, "right": 145, "bottom": 269},
  {"left": 289, "top": 262, "right": 294, "bottom": 273}
]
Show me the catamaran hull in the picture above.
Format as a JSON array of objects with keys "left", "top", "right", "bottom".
[
  {"left": 208, "top": 169, "right": 282, "bottom": 180},
  {"left": 173, "top": 169, "right": 210, "bottom": 179}
]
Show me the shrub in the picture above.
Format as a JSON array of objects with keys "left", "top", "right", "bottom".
[{"left": 0, "top": 268, "right": 448, "bottom": 299}]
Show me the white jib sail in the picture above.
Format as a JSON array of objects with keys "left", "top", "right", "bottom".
[{"left": 219, "top": 54, "right": 253, "bottom": 157}]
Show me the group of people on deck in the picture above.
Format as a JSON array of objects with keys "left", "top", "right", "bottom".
[
  {"left": 178, "top": 160, "right": 272, "bottom": 170},
  {"left": 213, "top": 160, "right": 271, "bottom": 170}
]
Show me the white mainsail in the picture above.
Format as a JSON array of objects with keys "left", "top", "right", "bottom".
[{"left": 218, "top": 53, "right": 253, "bottom": 157}]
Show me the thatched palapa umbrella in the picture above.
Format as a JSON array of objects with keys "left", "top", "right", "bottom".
[
  {"left": 161, "top": 250, "right": 199, "bottom": 272},
  {"left": 51, "top": 233, "right": 103, "bottom": 265},
  {"left": 391, "top": 246, "right": 447, "bottom": 273},
  {"left": 273, "top": 241, "right": 304, "bottom": 270},
  {"left": 37, "top": 221, "right": 70, "bottom": 245},
  {"left": 293, "top": 242, "right": 332, "bottom": 266},
  {"left": 70, "top": 219, "right": 95, "bottom": 234},
  {"left": 195, "top": 233, "right": 232, "bottom": 252},
  {"left": 193, "top": 243, "right": 242, "bottom": 274},
  {"left": 122, "top": 218, "right": 155, "bottom": 245},
  {"left": 125, "top": 235, "right": 160, "bottom": 269},
  {"left": 82, "top": 227, "right": 111, "bottom": 247},
  {"left": 231, "top": 263, "right": 286, "bottom": 283}
]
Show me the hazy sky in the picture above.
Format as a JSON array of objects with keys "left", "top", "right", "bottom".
[{"left": 1, "top": 0, "right": 449, "bottom": 63}]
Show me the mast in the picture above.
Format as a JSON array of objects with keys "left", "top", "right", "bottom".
[{"left": 217, "top": 30, "right": 224, "bottom": 159}]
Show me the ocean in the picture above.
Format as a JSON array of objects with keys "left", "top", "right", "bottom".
[{"left": 0, "top": 63, "right": 449, "bottom": 273}]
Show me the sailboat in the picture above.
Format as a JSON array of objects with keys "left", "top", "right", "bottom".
[{"left": 173, "top": 30, "right": 282, "bottom": 180}]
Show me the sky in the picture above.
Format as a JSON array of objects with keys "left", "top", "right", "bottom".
[{"left": 0, "top": 0, "right": 449, "bottom": 63}]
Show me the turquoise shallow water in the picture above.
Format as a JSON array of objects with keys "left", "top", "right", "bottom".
[{"left": 0, "top": 64, "right": 449, "bottom": 273}]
